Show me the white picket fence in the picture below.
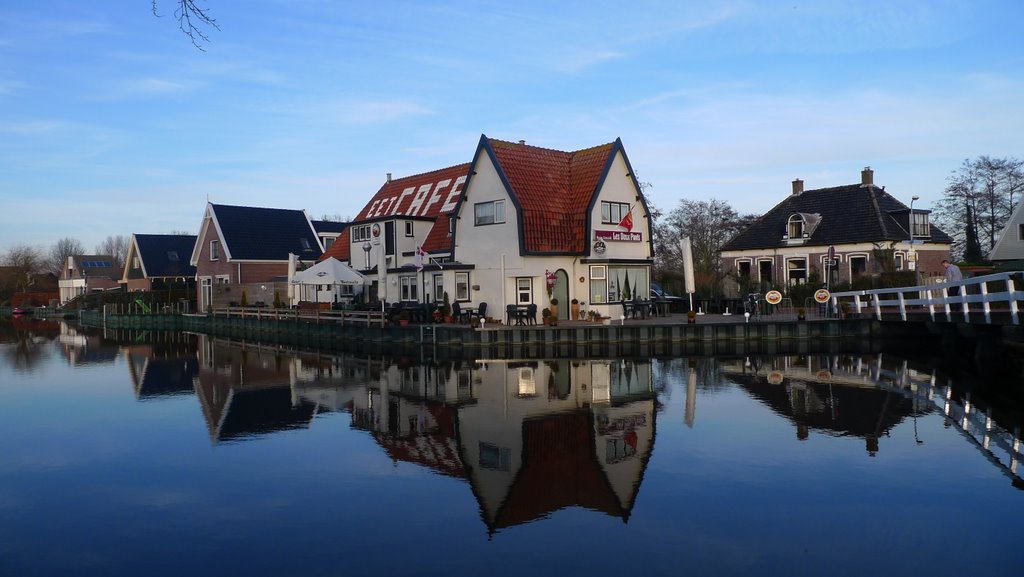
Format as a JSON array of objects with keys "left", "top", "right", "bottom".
[{"left": 829, "top": 271, "right": 1024, "bottom": 325}]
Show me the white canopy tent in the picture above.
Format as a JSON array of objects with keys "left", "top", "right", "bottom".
[{"left": 290, "top": 257, "right": 366, "bottom": 305}]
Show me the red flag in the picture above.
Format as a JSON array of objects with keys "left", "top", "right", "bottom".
[
  {"left": 415, "top": 245, "right": 426, "bottom": 271},
  {"left": 618, "top": 206, "right": 633, "bottom": 232}
]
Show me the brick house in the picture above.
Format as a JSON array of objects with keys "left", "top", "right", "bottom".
[
  {"left": 189, "top": 203, "right": 323, "bottom": 311},
  {"left": 57, "top": 255, "right": 123, "bottom": 305},
  {"left": 122, "top": 234, "right": 197, "bottom": 293},
  {"left": 720, "top": 168, "right": 952, "bottom": 296}
]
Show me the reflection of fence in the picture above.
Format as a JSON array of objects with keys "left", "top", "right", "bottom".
[{"left": 830, "top": 271, "right": 1024, "bottom": 324}]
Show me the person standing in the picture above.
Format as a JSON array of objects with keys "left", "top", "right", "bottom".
[{"left": 942, "top": 259, "right": 963, "bottom": 311}]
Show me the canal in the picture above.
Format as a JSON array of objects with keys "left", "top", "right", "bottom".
[{"left": 2, "top": 317, "right": 1023, "bottom": 576}]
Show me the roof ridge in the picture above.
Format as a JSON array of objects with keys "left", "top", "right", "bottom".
[
  {"left": 488, "top": 137, "right": 616, "bottom": 156},
  {"left": 384, "top": 162, "right": 471, "bottom": 184}
]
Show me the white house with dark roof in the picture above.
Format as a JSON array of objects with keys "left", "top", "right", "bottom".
[
  {"left": 720, "top": 168, "right": 952, "bottom": 295},
  {"left": 58, "top": 255, "right": 123, "bottom": 304}
]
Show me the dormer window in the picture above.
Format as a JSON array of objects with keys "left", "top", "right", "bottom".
[
  {"left": 787, "top": 214, "right": 805, "bottom": 239},
  {"left": 912, "top": 212, "right": 930, "bottom": 238},
  {"left": 300, "top": 237, "right": 312, "bottom": 251},
  {"left": 784, "top": 213, "right": 821, "bottom": 245}
]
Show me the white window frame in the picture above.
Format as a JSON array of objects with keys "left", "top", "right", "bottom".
[
  {"left": 405, "top": 221, "right": 414, "bottom": 237},
  {"left": 474, "top": 200, "right": 505, "bottom": 226},
  {"left": 516, "top": 277, "right": 533, "bottom": 304},
  {"left": 786, "top": 214, "right": 805, "bottom": 238},
  {"left": 848, "top": 253, "right": 869, "bottom": 278},
  {"left": 455, "top": 272, "right": 470, "bottom": 302},
  {"left": 210, "top": 239, "right": 220, "bottom": 261},
  {"left": 589, "top": 265, "right": 607, "bottom": 303},
  {"left": 786, "top": 257, "right": 807, "bottom": 286},
  {"left": 601, "top": 201, "right": 630, "bottom": 225},
  {"left": 735, "top": 258, "right": 752, "bottom": 279},
  {"left": 400, "top": 276, "right": 418, "bottom": 302}
]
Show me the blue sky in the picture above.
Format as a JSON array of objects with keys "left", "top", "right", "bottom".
[{"left": 2, "top": 0, "right": 1023, "bottom": 254}]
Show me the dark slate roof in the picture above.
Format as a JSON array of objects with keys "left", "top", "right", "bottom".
[
  {"left": 134, "top": 234, "right": 197, "bottom": 278},
  {"left": 722, "top": 184, "right": 952, "bottom": 251},
  {"left": 74, "top": 254, "right": 122, "bottom": 280},
  {"left": 312, "top": 220, "right": 348, "bottom": 234},
  {"left": 211, "top": 204, "right": 323, "bottom": 261}
]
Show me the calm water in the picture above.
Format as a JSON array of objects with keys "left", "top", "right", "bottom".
[{"left": 2, "top": 317, "right": 1023, "bottom": 577}]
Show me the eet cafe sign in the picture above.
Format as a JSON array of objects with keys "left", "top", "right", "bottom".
[{"left": 595, "top": 230, "right": 643, "bottom": 242}]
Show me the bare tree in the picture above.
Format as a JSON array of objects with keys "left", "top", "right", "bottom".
[
  {"left": 46, "top": 237, "right": 85, "bottom": 277},
  {"left": 1, "top": 244, "right": 44, "bottom": 297},
  {"left": 933, "top": 156, "right": 1024, "bottom": 259},
  {"left": 96, "top": 235, "right": 130, "bottom": 267},
  {"left": 654, "top": 198, "right": 757, "bottom": 297},
  {"left": 152, "top": 0, "right": 219, "bottom": 50}
]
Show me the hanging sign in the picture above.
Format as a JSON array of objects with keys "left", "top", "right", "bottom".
[
  {"left": 768, "top": 371, "right": 784, "bottom": 385},
  {"left": 595, "top": 230, "right": 642, "bottom": 242},
  {"left": 765, "top": 290, "right": 783, "bottom": 305},
  {"left": 814, "top": 289, "right": 831, "bottom": 303}
]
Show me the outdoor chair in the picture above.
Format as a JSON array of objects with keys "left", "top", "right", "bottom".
[{"left": 526, "top": 303, "right": 537, "bottom": 325}]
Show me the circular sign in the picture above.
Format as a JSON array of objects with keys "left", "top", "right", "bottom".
[
  {"left": 765, "top": 290, "right": 782, "bottom": 305},
  {"left": 371, "top": 223, "right": 381, "bottom": 237},
  {"left": 814, "top": 288, "right": 831, "bottom": 304},
  {"left": 816, "top": 370, "right": 832, "bottom": 382},
  {"left": 767, "top": 371, "right": 784, "bottom": 385},
  {"left": 593, "top": 239, "right": 607, "bottom": 254}
]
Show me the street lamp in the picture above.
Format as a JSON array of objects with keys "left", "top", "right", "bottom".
[{"left": 908, "top": 195, "right": 920, "bottom": 271}]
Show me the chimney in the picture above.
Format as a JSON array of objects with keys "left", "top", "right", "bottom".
[
  {"left": 518, "top": 140, "right": 526, "bottom": 145},
  {"left": 386, "top": 173, "right": 392, "bottom": 183},
  {"left": 861, "top": 166, "right": 874, "bottom": 187},
  {"left": 792, "top": 179, "right": 804, "bottom": 195}
]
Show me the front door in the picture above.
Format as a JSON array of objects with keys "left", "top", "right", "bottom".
[{"left": 553, "top": 269, "right": 569, "bottom": 320}]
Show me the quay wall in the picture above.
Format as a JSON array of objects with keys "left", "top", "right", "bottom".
[{"left": 73, "top": 310, "right": 938, "bottom": 359}]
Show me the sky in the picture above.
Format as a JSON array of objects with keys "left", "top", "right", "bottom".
[{"left": 2, "top": 0, "right": 1023, "bottom": 255}]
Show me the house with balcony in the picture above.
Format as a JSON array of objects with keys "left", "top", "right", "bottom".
[
  {"left": 189, "top": 203, "right": 323, "bottom": 311},
  {"left": 122, "top": 234, "right": 197, "bottom": 293},
  {"left": 321, "top": 135, "right": 654, "bottom": 321},
  {"left": 720, "top": 168, "right": 952, "bottom": 295}
]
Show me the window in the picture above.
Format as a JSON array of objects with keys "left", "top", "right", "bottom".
[
  {"left": 132, "top": 256, "right": 141, "bottom": 270},
  {"left": 787, "top": 214, "right": 804, "bottom": 238},
  {"left": 299, "top": 237, "right": 312, "bottom": 251},
  {"left": 590, "top": 266, "right": 607, "bottom": 303},
  {"left": 455, "top": 272, "right": 470, "bottom": 301},
  {"left": 474, "top": 200, "right": 505, "bottom": 225},
  {"left": 601, "top": 201, "right": 630, "bottom": 225},
  {"left": 166, "top": 251, "right": 179, "bottom": 262},
  {"left": 737, "top": 260, "right": 751, "bottom": 278},
  {"left": 323, "top": 237, "right": 335, "bottom": 250},
  {"left": 216, "top": 275, "right": 230, "bottom": 284},
  {"left": 912, "top": 213, "right": 930, "bottom": 238},
  {"left": 787, "top": 258, "right": 807, "bottom": 286},
  {"left": 400, "top": 276, "right": 418, "bottom": 301},
  {"left": 758, "top": 260, "right": 773, "bottom": 284},
  {"left": 850, "top": 255, "right": 868, "bottom": 277},
  {"left": 894, "top": 254, "right": 904, "bottom": 271},
  {"left": 479, "top": 442, "right": 511, "bottom": 471},
  {"left": 405, "top": 221, "right": 414, "bottom": 237},
  {"left": 516, "top": 277, "right": 532, "bottom": 304},
  {"left": 351, "top": 225, "right": 371, "bottom": 242},
  {"left": 1018, "top": 223, "right": 1024, "bottom": 241},
  {"left": 210, "top": 240, "right": 220, "bottom": 260},
  {"left": 432, "top": 274, "right": 444, "bottom": 303}
]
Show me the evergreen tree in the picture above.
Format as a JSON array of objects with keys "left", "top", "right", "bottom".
[{"left": 963, "top": 204, "right": 984, "bottom": 262}]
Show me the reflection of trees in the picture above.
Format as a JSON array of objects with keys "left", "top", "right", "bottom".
[{"left": 1, "top": 321, "right": 55, "bottom": 373}]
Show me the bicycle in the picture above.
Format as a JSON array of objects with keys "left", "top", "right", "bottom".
[{"left": 744, "top": 292, "right": 762, "bottom": 321}]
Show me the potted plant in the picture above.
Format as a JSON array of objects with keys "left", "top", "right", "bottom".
[
  {"left": 570, "top": 298, "right": 580, "bottom": 321},
  {"left": 240, "top": 289, "right": 249, "bottom": 307},
  {"left": 687, "top": 310, "right": 697, "bottom": 324},
  {"left": 442, "top": 292, "right": 452, "bottom": 323},
  {"left": 549, "top": 298, "right": 559, "bottom": 326},
  {"left": 541, "top": 307, "right": 552, "bottom": 325},
  {"left": 797, "top": 307, "right": 806, "bottom": 321},
  {"left": 398, "top": 310, "right": 410, "bottom": 326}
]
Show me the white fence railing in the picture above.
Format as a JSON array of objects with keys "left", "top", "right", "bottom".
[{"left": 829, "top": 271, "right": 1024, "bottom": 324}]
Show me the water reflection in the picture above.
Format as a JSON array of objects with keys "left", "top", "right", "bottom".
[{"left": 0, "top": 316, "right": 60, "bottom": 372}]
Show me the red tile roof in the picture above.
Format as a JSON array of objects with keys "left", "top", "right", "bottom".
[
  {"left": 485, "top": 138, "right": 616, "bottom": 254},
  {"left": 321, "top": 164, "right": 469, "bottom": 261}
]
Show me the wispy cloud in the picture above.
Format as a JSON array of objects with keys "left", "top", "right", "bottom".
[{"left": 325, "top": 99, "right": 433, "bottom": 125}]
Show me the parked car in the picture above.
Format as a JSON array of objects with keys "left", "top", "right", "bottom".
[{"left": 650, "top": 282, "right": 686, "bottom": 312}]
